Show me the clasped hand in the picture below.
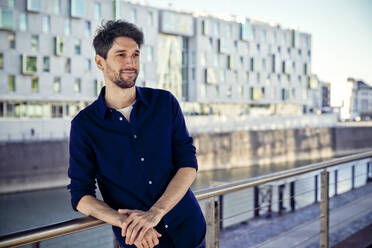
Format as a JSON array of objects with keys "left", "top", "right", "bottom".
[{"left": 118, "top": 208, "right": 164, "bottom": 248}]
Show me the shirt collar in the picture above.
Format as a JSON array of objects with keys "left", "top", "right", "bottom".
[{"left": 96, "top": 86, "right": 149, "bottom": 119}]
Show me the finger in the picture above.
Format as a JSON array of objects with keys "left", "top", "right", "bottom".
[
  {"left": 136, "top": 225, "right": 151, "bottom": 244},
  {"left": 154, "top": 230, "right": 162, "bottom": 238},
  {"left": 129, "top": 221, "right": 143, "bottom": 244},
  {"left": 121, "top": 214, "right": 135, "bottom": 237},
  {"left": 134, "top": 241, "right": 143, "bottom": 248},
  {"left": 152, "top": 231, "right": 159, "bottom": 246},
  {"left": 126, "top": 219, "right": 141, "bottom": 245},
  {"left": 142, "top": 239, "right": 150, "bottom": 248}
]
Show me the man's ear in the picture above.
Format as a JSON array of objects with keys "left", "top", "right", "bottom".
[{"left": 95, "top": 54, "right": 105, "bottom": 71}]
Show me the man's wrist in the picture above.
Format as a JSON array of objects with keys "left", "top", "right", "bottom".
[{"left": 149, "top": 206, "right": 167, "bottom": 219}]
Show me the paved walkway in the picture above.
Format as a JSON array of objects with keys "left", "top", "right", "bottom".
[{"left": 220, "top": 182, "right": 372, "bottom": 248}]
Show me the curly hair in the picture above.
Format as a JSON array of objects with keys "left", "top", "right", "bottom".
[{"left": 93, "top": 20, "right": 144, "bottom": 59}]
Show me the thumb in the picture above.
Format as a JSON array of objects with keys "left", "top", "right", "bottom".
[
  {"left": 118, "top": 209, "right": 132, "bottom": 214},
  {"left": 155, "top": 230, "right": 162, "bottom": 237}
]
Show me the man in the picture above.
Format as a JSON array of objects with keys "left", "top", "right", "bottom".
[{"left": 67, "top": 20, "right": 206, "bottom": 248}]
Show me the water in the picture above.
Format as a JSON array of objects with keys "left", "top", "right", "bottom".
[{"left": 0, "top": 156, "right": 371, "bottom": 246}]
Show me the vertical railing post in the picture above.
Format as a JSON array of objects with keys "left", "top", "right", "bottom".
[
  {"left": 254, "top": 186, "right": 260, "bottom": 217},
  {"left": 334, "top": 170, "right": 338, "bottom": 196},
  {"left": 290, "top": 181, "right": 295, "bottom": 211},
  {"left": 205, "top": 197, "right": 220, "bottom": 248},
  {"left": 320, "top": 168, "right": 329, "bottom": 248},
  {"left": 351, "top": 165, "right": 355, "bottom": 190},
  {"left": 314, "top": 174, "right": 318, "bottom": 203}
]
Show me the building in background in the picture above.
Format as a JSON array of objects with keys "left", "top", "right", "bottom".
[
  {"left": 342, "top": 77, "right": 372, "bottom": 121},
  {"left": 0, "top": 0, "right": 317, "bottom": 139},
  {"left": 321, "top": 81, "right": 331, "bottom": 112}
]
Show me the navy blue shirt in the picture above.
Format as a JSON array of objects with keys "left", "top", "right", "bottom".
[{"left": 67, "top": 86, "right": 206, "bottom": 248}]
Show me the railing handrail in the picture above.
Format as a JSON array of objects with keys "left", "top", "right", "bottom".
[{"left": 1, "top": 150, "right": 371, "bottom": 248}]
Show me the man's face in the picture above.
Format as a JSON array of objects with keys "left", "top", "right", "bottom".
[{"left": 99, "top": 37, "right": 140, "bottom": 89}]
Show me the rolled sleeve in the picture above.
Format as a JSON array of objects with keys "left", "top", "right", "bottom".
[
  {"left": 171, "top": 95, "right": 198, "bottom": 171},
  {"left": 67, "top": 118, "right": 97, "bottom": 211}
]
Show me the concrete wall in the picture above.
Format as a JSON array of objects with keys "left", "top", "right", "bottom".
[{"left": 1, "top": 126, "right": 372, "bottom": 193}]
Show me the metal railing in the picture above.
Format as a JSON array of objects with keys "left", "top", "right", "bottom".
[{"left": 1, "top": 150, "right": 372, "bottom": 248}]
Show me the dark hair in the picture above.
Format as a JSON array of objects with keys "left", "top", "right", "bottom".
[{"left": 93, "top": 20, "right": 144, "bottom": 59}]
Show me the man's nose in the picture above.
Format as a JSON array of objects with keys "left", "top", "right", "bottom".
[{"left": 124, "top": 56, "right": 135, "bottom": 66}]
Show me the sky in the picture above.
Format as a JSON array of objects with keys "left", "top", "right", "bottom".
[{"left": 146, "top": 0, "right": 372, "bottom": 106}]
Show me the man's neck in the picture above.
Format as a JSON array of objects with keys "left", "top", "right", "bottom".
[{"left": 104, "top": 83, "right": 136, "bottom": 109}]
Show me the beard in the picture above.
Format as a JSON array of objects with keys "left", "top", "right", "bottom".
[{"left": 106, "top": 63, "right": 138, "bottom": 89}]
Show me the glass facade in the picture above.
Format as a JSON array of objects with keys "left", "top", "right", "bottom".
[
  {"left": 42, "top": 16, "right": 50, "bottom": 33},
  {"left": 8, "top": 33, "right": 15, "bottom": 49},
  {"left": 64, "top": 19, "right": 71, "bottom": 36},
  {"left": 70, "top": 0, "right": 85, "bottom": 18},
  {"left": 27, "top": 0, "right": 42, "bottom": 12},
  {"left": 74, "top": 39, "right": 81, "bottom": 55},
  {"left": 19, "top": 13, "right": 27, "bottom": 31},
  {"left": 43, "top": 56, "right": 50, "bottom": 72},
  {"left": 22, "top": 55, "right": 37, "bottom": 74},
  {"left": 157, "top": 34, "right": 183, "bottom": 100},
  {"left": 31, "top": 35, "right": 39, "bottom": 51},
  {"left": 54, "top": 0, "right": 61, "bottom": 14},
  {"left": 65, "top": 58, "right": 71, "bottom": 73},
  {"left": 94, "top": 2, "right": 101, "bottom": 20},
  {"left": 0, "top": 8, "right": 14, "bottom": 30},
  {"left": 8, "top": 75, "right": 15, "bottom": 92},
  {"left": 32, "top": 76, "right": 39, "bottom": 93},
  {"left": 53, "top": 77, "right": 61, "bottom": 93},
  {"left": 74, "top": 78, "right": 81, "bottom": 93}
]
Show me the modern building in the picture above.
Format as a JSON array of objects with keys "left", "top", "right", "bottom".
[
  {"left": 0, "top": 0, "right": 316, "bottom": 139},
  {"left": 342, "top": 78, "right": 372, "bottom": 121},
  {"left": 321, "top": 81, "right": 331, "bottom": 113}
]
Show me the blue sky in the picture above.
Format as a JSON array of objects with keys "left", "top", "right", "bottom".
[{"left": 148, "top": 0, "right": 372, "bottom": 106}]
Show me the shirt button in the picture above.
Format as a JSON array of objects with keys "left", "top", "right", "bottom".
[
  {"left": 140, "top": 157, "right": 144, "bottom": 162},
  {"left": 148, "top": 181, "right": 152, "bottom": 185},
  {"left": 165, "top": 224, "right": 168, "bottom": 229},
  {"left": 134, "top": 134, "right": 137, "bottom": 139},
  {"left": 119, "top": 117, "right": 123, "bottom": 121}
]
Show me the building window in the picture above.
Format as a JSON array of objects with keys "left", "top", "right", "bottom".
[
  {"left": 74, "top": 39, "right": 81, "bottom": 55},
  {"left": 53, "top": 77, "right": 61, "bottom": 93},
  {"left": 0, "top": 9, "right": 14, "bottom": 30},
  {"left": 19, "top": 13, "right": 27, "bottom": 31},
  {"left": 32, "top": 76, "right": 39, "bottom": 92},
  {"left": 8, "top": 33, "right": 15, "bottom": 49},
  {"left": 74, "top": 78, "right": 81, "bottom": 93},
  {"left": 233, "top": 70, "right": 238, "bottom": 82},
  {"left": 298, "top": 49, "right": 302, "bottom": 55},
  {"left": 131, "top": 8, "right": 137, "bottom": 23},
  {"left": 94, "top": 2, "right": 101, "bottom": 20},
  {"left": 70, "top": 0, "right": 85, "bottom": 18},
  {"left": 22, "top": 55, "right": 37, "bottom": 74},
  {"left": 85, "top": 21, "right": 91, "bottom": 36},
  {"left": 0, "top": 53, "right": 3, "bottom": 69},
  {"left": 246, "top": 72, "right": 249, "bottom": 83},
  {"left": 257, "top": 72, "right": 260, "bottom": 83},
  {"left": 8, "top": 75, "right": 16, "bottom": 92},
  {"left": 238, "top": 86, "right": 243, "bottom": 97},
  {"left": 262, "top": 58, "right": 266, "bottom": 71},
  {"left": 214, "top": 22, "right": 220, "bottom": 37},
  {"left": 94, "top": 79, "right": 104, "bottom": 96},
  {"left": 148, "top": 11, "right": 154, "bottom": 26},
  {"left": 298, "top": 75, "right": 302, "bottom": 83},
  {"left": 65, "top": 58, "right": 71, "bottom": 73},
  {"left": 227, "top": 85, "right": 232, "bottom": 98},
  {"left": 85, "top": 58, "right": 91, "bottom": 73},
  {"left": 304, "top": 63, "right": 308, "bottom": 75},
  {"left": 147, "top": 46, "right": 153, "bottom": 62},
  {"left": 42, "top": 16, "right": 50, "bottom": 33},
  {"left": 43, "top": 56, "right": 50, "bottom": 72},
  {"left": 31, "top": 35, "right": 38, "bottom": 51},
  {"left": 277, "top": 46, "right": 281, "bottom": 53},
  {"left": 64, "top": 19, "right": 71, "bottom": 35},
  {"left": 220, "top": 70, "right": 225, "bottom": 82},
  {"left": 287, "top": 47, "right": 291, "bottom": 55},
  {"left": 250, "top": 57, "right": 254, "bottom": 71},
  {"left": 234, "top": 40, "right": 238, "bottom": 51},
  {"left": 292, "top": 61, "right": 296, "bottom": 69},
  {"left": 51, "top": 105, "right": 63, "bottom": 118},
  {"left": 54, "top": 0, "right": 61, "bottom": 14},
  {"left": 27, "top": 0, "right": 42, "bottom": 12},
  {"left": 55, "top": 37, "right": 64, "bottom": 55},
  {"left": 287, "top": 74, "right": 291, "bottom": 82},
  {"left": 227, "top": 24, "right": 232, "bottom": 37}
]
